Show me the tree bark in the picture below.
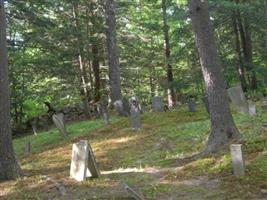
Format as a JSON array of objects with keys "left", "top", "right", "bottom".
[
  {"left": 161, "top": 0, "right": 176, "bottom": 108},
  {"left": 73, "top": 1, "right": 91, "bottom": 118},
  {"left": 188, "top": 0, "right": 240, "bottom": 152},
  {"left": 232, "top": 12, "right": 248, "bottom": 92},
  {"left": 105, "top": 0, "right": 122, "bottom": 103},
  {"left": 92, "top": 44, "right": 101, "bottom": 102},
  {"left": 0, "top": 0, "right": 21, "bottom": 180}
]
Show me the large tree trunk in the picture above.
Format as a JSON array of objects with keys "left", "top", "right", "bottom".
[
  {"left": 0, "top": 0, "right": 21, "bottom": 180},
  {"left": 232, "top": 12, "right": 248, "bottom": 92},
  {"left": 161, "top": 0, "right": 176, "bottom": 108},
  {"left": 105, "top": 0, "right": 122, "bottom": 103},
  {"left": 73, "top": 2, "right": 91, "bottom": 118},
  {"left": 235, "top": 0, "right": 257, "bottom": 90},
  {"left": 92, "top": 44, "right": 101, "bottom": 102},
  {"left": 188, "top": 0, "right": 241, "bottom": 152}
]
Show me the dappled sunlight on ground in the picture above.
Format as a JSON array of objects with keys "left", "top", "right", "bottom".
[{"left": 1, "top": 107, "right": 267, "bottom": 199}]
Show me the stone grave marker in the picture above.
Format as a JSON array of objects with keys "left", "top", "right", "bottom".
[
  {"left": 248, "top": 101, "right": 256, "bottom": 116},
  {"left": 52, "top": 113, "right": 68, "bottom": 137},
  {"left": 262, "top": 98, "right": 267, "bottom": 112},
  {"left": 188, "top": 99, "right": 196, "bottom": 112},
  {"left": 24, "top": 141, "right": 31, "bottom": 156},
  {"left": 70, "top": 140, "right": 100, "bottom": 182},
  {"left": 230, "top": 144, "right": 245, "bottom": 177},
  {"left": 114, "top": 97, "right": 131, "bottom": 117},
  {"left": 124, "top": 184, "right": 144, "bottom": 200},
  {"left": 152, "top": 96, "right": 164, "bottom": 112},
  {"left": 129, "top": 96, "right": 141, "bottom": 130},
  {"left": 227, "top": 86, "right": 249, "bottom": 114}
]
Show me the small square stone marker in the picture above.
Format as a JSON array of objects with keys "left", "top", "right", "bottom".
[
  {"left": 230, "top": 144, "right": 245, "bottom": 177},
  {"left": 70, "top": 140, "right": 100, "bottom": 182},
  {"left": 24, "top": 141, "right": 31, "bottom": 156}
]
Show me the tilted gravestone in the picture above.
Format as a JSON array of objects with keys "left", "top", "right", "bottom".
[
  {"left": 24, "top": 141, "right": 31, "bottom": 156},
  {"left": 52, "top": 113, "right": 68, "bottom": 137},
  {"left": 129, "top": 96, "right": 141, "bottom": 130},
  {"left": 151, "top": 96, "right": 164, "bottom": 112},
  {"left": 70, "top": 140, "right": 100, "bottom": 182},
  {"left": 248, "top": 101, "right": 256, "bottom": 116},
  {"left": 114, "top": 97, "right": 131, "bottom": 117},
  {"left": 227, "top": 86, "right": 249, "bottom": 114},
  {"left": 230, "top": 144, "right": 245, "bottom": 177}
]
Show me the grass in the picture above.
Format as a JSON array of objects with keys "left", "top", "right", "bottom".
[{"left": 0, "top": 105, "right": 267, "bottom": 199}]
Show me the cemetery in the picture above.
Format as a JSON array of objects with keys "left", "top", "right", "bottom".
[
  {"left": 1, "top": 0, "right": 267, "bottom": 199},
  {"left": 1, "top": 100, "right": 267, "bottom": 199}
]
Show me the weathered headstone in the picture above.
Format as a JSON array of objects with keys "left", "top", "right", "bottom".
[
  {"left": 114, "top": 97, "right": 131, "bottom": 117},
  {"left": 188, "top": 99, "right": 196, "bottom": 112},
  {"left": 202, "top": 95, "right": 210, "bottom": 114},
  {"left": 152, "top": 96, "right": 164, "bottom": 112},
  {"left": 230, "top": 144, "right": 245, "bottom": 177},
  {"left": 227, "top": 86, "right": 249, "bottom": 114},
  {"left": 124, "top": 184, "right": 144, "bottom": 200},
  {"left": 52, "top": 113, "right": 68, "bottom": 137},
  {"left": 129, "top": 97, "right": 141, "bottom": 130},
  {"left": 248, "top": 101, "right": 256, "bottom": 116},
  {"left": 70, "top": 140, "right": 100, "bottom": 182},
  {"left": 24, "top": 141, "right": 31, "bottom": 156},
  {"left": 262, "top": 98, "right": 267, "bottom": 113}
]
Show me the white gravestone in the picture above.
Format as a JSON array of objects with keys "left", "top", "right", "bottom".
[
  {"left": 52, "top": 113, "right": 68, "bottom": 137},
  {"left": 70, "top": 140, "right": 100, "bottom": 182},
  {"left": 248, "top": 101, "right": 256, "bottom": 116},
  {"left": 152, "top": 96, "right": 164, "bottom": 112},
  {"left": 129, "top": 97, "right": 141, "bottom": 130},
  {"left": 230, "top": 144, "right": 245, "bottom": 177},
  {"left": 227, "top": 86, "right": 249, "bottom": 114}
]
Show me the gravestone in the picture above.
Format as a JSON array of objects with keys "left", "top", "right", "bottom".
[
  {"left": 114, "top": 97, "right": 131, "bottom": 117},
  {"left": 227, "top": 86, "right": 249, "bottom": 114},
  {"left": 70, "top": 140, "right": 100, "bottom": 182},
  {"left": 52, "top": 113, "right": 68, "bottom": 137},
  {"left": 24, "top": 141, "right": 31, "bottom": 156},
  {"left": 248, "top": 101, "right": 256, "bottom": 116},
  {"left": 129, "top": 96, "right": 141, "bottom": 130},
  {"left": 152, "top": 96, "right": 164, "bottom": 112},
  {"left": 230, "top": 144, "right": 245, "bottom": 177},
  {"left": 188, "top": 99, "right": 196, "bottom": 112},
  {"left": 124, "top": 184, "right": 144, "bottom": 200},
  {"left": 202, "top": 95, "right": 210, "bottom": 114},
  {"left": 262, "top": 98, "right": 267, "bottom": 113}
]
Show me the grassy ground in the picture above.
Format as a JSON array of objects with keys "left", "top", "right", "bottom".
[{"left": 0, "top": 106, "right": 267, "bottom": 199}]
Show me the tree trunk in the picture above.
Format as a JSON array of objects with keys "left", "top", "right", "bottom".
[
  {"left": 73, "top": 2, "right": 91, "bottom": 118},
  {"left": 105, "top": 0, "right": 122, "bottom": 103},
  {"left": 188, "top": 0, "right": 241, "bottom": 152},
  {"left": 92, "top": 44, "right": 101, "bottom": 102},
  {"left": 0, "top": 0, "right": 21, "bottom": 180},
  {"left": 232, "top": 12, "right": 248, "bottom": 92},
  {"left": 161, "top": 0, "right": 176, "bottom": 108},
  {"left": 235, "top": 0, "right": 257, "bottom": 90}
]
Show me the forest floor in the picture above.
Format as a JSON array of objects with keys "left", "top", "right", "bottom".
[{"left": 1, "top": 106, "right": 267, "bottom": 199}]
